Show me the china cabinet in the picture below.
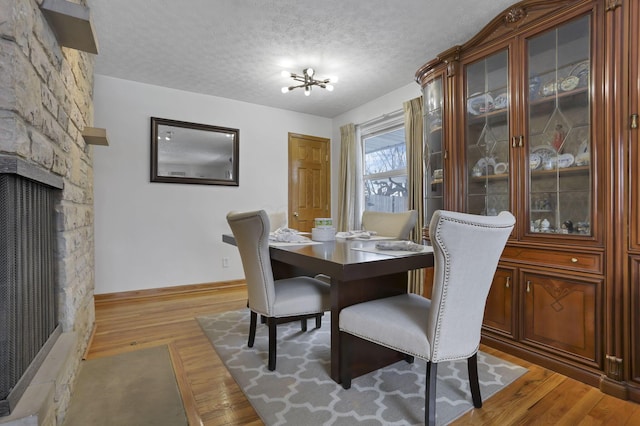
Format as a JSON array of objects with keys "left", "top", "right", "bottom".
[
  {"left": 417, "top": 0, "right": 638, "bottom": 401},
  {"left": 626, "top": 0, "right": 640, "bottom": 401}
]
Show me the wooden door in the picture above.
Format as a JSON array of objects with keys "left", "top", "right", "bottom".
[
  {"left": 521, "top": 269, "right": 602, "bottom": 367},
  {"left": 288, "top": 133, "right": 330, "bottom": 233},
  {"left": 483, "top": 266, "right": 515, "bottom": 338}
]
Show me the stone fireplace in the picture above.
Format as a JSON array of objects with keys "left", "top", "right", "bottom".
[
  {"left": 0, "top": 166, "right": 62, "bottom": 417},
  {"left": 0, "top": 0, "right": 97, "bottom": 424}
]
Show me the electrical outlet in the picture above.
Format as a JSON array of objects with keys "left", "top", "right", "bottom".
[{"left": 222, "top": 257, "right": 229, "bottom": 268}]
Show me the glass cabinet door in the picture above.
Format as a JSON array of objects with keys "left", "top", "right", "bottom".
[
  {"left": 464, "top": 49, "right": 510, "bottom": 217},
  {"left": 526, "top": 15, "right": 591, "bottom": 236},
  {"left": 423, "top": 77, "right": 444, "bottom": 227}
]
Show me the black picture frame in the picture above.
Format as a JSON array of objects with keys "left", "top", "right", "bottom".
[{"left": 150, "top": 117, "right": 239, "bottom": 186}]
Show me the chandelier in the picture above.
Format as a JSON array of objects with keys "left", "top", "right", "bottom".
[{"left": 281, "top": 68, "right": 335, "bottom": 96}]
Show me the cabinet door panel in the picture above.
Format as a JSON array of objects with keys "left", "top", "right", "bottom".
[
  {"left": 423, "top": 75, "right": 445, "bottom": 231},
  {"left": 525, "top": 15, "right": 593, "bottom": 237},
  {"left": 522, "top": 271, "right": 601, "bottom": 365},
  {"left": 483, "top": 267, "right": 515, "bottom": 337},
  {"left": 631, "top": 257, "right": 640, "bottom": 385},
  {"left": 631, "top": 0, "right": 640, "bottom": 251},
  {"left": 464, "top": 49, "right": 511, "bottom": 217}
]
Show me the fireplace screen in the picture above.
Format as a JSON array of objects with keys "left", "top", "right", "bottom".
[{"left": 0, "top": 174, "right": 59, "bottom": 416}]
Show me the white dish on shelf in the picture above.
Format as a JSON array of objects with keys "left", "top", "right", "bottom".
[
  {"left": 467, "top": 92, "right": 494, "bottom": 115},
  {"left": 494, "top": 162, "right": 508, "bottom": 174},
  {"left": 531, "top": 145, "right": 557, "bottom": 165},
  {"left": 575, "top": 152, "right": 590, "bottom": 166},
  {"left": 474, "top": 157, "right": 496, "bottom": 175},
  {"left": 570, "top": 60, "right": 590, "bottom": 86},
  {"left": 560, "top": 76, "right": 580, "bottom": 91},
  {"left": 529, "top": 153, "right": 542, "bottom": 170},
  {"left": 493, "top": 92, "right": 508, "bottom": 110},
  {"left": 557, "top": 153, "right": 575, "bottom": 168}
]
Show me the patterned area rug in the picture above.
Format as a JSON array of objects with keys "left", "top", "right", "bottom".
[{"left": 198, "top": 310, "right": 526, "bottom": 426}]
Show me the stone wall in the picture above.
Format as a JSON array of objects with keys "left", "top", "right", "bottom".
[{"left": 0, "top": 0, "right": 96, "bottom": 423}]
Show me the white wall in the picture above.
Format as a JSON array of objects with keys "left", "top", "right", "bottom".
[
  {"left": 93, "top": 76, "right": 331, "bottom": 294},
  {"left": 329, "top": 82, "right": 422, "bottom": 217}
]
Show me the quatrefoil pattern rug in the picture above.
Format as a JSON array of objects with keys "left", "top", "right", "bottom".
[{"left": 198, "top": 310, "right": 526, "bottom": 426}]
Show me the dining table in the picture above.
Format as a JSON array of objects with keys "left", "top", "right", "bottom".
[{"left": 222, "top": 234, "right": 434, "bottom": 383}]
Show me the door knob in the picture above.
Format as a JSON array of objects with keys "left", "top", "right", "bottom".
[{"left": 293, "top": 212, "right": 299, "bottom": 217}]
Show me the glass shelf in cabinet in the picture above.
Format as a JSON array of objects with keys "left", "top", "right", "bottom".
[
  {"left": 469, "top": 173, "right": 509, "bottom": 182},
  {"left": 529, "top": 86, "right": 588, "bottom": 107},
  {"left": 467, "top": 108, "right": 508, "bottom": 125},
  {"left": 529, "top": 165, "right": 589, "bottom": 178}
]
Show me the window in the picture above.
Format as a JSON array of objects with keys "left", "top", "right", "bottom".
[{"left": 362, "top": 123, "right": 407, "bottom": 213}]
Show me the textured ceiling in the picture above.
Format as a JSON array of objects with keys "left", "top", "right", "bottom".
[{"left": 88, "top": 0, "right": 516, "bottom": 118}]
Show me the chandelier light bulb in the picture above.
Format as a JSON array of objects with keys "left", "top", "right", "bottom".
[
  {"left": 306, "top": 68, "right": 314, "bottom": 77},
  {"left": 304, "top": 87, "right": 311, "bottom": 96},
  {"left": 326, "top": 84, "right": 334, "bottom": 92},
  {"left": 281, "top": 86, "right": 289, "bottom": 93},
  {"left": 281, "top": 70, "right": 291, "bottom": 78}
]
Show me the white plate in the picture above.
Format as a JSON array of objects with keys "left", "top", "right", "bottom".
[
  {"left": 561, "top": 76, "right": 579, "bottom": 91},
  {"left": 575, "top": 152, "right": 590, "bottom": 166},
  {"left": 529, "top": 153, "right": 542, "bottom": 170},
  {"left": 494, "top": 93, "right": 508, "bottom": 110},
  {"left": 531, "top": 145, "right": 557, "bottom": 165},
  {"left": 557, "top": 153, "right": 574, "bottom": 168},
  {"left": 474, "top": 157, "right": 496, "bottom": 174},
  {"left": 494, "top": 162, "right": 508, "bottom": 174},
  {"left": 467, "top": 93, "right": 494, "bottom": 115}
]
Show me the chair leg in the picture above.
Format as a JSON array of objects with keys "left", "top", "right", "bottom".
[
  {"left": 425, "top": 361, "right": 437, "bottom": 426},
  {"left": 340, "top": 332, "right": 352, "bottom": 389},
  {"left": 468, "top": 353, "right": 483, "bottom": 408},
  {"left": 301, "top": 318, "right": 308, "bottom": 332},
  {"left": 268, "top": 317, "right": 277, "bottom": 371},
  {"left": 248, "top": 311, "right": 257, "bottom": 348},
  {"left": 315, "top": 313, "right": 322, "bottom": 329}
]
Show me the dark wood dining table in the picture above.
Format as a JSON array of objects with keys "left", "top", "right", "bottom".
[{"left": 222, "top": 234, "right": 434, "bottom": 383}]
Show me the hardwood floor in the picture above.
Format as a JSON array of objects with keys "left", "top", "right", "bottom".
[{"left": 88, "top": 283, "right": 640, "bottom": 426}]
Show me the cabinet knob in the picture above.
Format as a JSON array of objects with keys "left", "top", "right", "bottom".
[
  {"left": 505, "top": 276, "right": 511, "bottom": 288},
  {"left": 571, "top": 257, "right": 578, "bottom": 263},
  {"left": 526, "top": 280, "right": 531, "bottom": 293},
  {"left": 518, "top": 135, "right": 524, "bottom": 147},
  {"left": 511, "top": 136, "right": 517, "bottom": 148}
]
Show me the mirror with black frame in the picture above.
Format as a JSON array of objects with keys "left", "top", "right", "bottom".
[{"left": 150, "top": 117, "right": 239, "bottom": 186}]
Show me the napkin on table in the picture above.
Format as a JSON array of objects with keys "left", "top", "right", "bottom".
[{"left": 269, "top": 227, "right": 312, "bottom": 243}]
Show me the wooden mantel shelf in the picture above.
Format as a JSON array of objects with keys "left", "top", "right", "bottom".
[
  {"left": 40, "top": 0, "right": 99, "bottom": 54},
  {"left": 82, "top": 127, "right": 109, "bottom": 146}
]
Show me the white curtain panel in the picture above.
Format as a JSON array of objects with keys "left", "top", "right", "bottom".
[
  {"left": 337, "top": 123, "right": 361, "bottom": 232},
  {"left": 404, "top": 96, "right": 425, "bottom": 294}
]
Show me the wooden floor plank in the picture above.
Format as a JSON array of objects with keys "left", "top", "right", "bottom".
[{"left": 86, "top": 284, "right": 639, "bottom": 426}]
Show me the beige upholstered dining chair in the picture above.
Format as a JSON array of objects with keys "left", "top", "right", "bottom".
[
  {"left": 339, "top": 210, "right": 515, "bottom": 426},
  {"left": 226, "top": 210, "right": 330, "bottom": 371},
  {"left": 267, "top": 211, "right": 287, "bottom": 232},
  {"left": 361, "top": 210, "right": 418, "bottom": 239}
]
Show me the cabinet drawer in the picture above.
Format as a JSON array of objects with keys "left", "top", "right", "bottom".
[{"left": 502, "top": 246, "right": 602, "bottom": 274}]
